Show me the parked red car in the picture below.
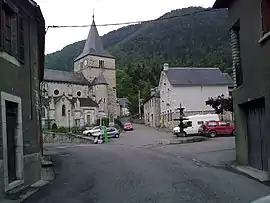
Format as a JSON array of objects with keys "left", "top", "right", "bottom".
[
  {"left": 124, "top": 123, "right": 133, "bottom": 131},
  {"left": 198, "top": 120, "right": 235, "bottom": 138}
]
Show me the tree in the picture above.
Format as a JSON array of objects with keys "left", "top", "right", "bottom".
[{"left": 205, "top": 94, "right": 233, "bottom": 115}]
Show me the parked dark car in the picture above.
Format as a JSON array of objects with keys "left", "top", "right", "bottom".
[
  {"left": 124, "top": 123, "right": 133, "bottom": 131},
  {"left": 198, "top": 120, "right": 235, "bottom": 138}
]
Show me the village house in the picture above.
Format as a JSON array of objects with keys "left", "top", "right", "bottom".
[
  {"left": 0, "top": 0, "right": 45, "bottom": 194},
  {"left": 159, "top": 63, "right": 232, "bottom": 129},
  {"left": 143, "top": 87, "right": 161, "bottom": 127},
  {"left": 41, "top": 15, "right": 120, "bottom": 129},
  {"left": 118, "top": 98, "right": 130, "bottom": 117},
  {"left": 213, "top": 0, "right": 270, "bottom": 173}
]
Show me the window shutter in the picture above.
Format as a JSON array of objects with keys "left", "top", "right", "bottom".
[
  {"left": 18, "top": 15, "right": 24, "bottom": 62},
  {"left": 0, "top": 0, "right": 2, "bottom": 50},
  {"left": 10, "top": 14, "right": 17, "bottom": 57}
]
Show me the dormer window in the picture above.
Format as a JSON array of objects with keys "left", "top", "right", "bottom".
[{"left": 99, "top": 60, "right": 104, "bottom": 68}]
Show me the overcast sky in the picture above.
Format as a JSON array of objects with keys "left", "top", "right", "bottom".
[{"left": 35, "top": 0, "right": 216, "bottom": 54}]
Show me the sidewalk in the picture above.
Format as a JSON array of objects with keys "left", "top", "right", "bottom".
[{"left": 0, "top": 155, "right": 54, "bottom": 203}]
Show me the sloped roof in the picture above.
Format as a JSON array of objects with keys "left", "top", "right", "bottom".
[
  {"left": 41, "top": 96, "right": 98, "bottom": 107},
  {"left": 91, "top": 72, "right": 108, "bottom": 85},
  {"left": 165, "top": 67, "right": 232, "bottom": 86},
  {"left": 44, "top": 69, "right": 90, "bottom": 85},
  {"left": 74, "top": 18, "right": 114, "bottom": 61},
  {"left": 118, "top": 98, "right": 129, "bottom": 107},
  {"left": 78, "top": 98, "right": 98, "bottom": 107},
  {"left": 213, "top": 0, "right": 234, "bottom": 8}
]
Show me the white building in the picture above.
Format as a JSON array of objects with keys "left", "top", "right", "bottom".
[
  {"left": 41, "top": 16, "right": 120, "bottom": 128},
  {"left": 159, "top": 63, "right": 232, "bottom": 128}
]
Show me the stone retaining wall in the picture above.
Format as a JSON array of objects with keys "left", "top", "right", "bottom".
[{"left": 42, "top": 132, "right": 93, "bottom": 144}]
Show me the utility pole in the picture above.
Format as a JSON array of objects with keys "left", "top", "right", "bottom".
[{"left": 138, "top": 90, "right": 141, "bottom": 119}]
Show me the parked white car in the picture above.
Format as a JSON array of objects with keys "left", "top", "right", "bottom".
[
  {"left": 172, "top": 114, "right": 219, "bottom": 136},
  {"left": 83, "top": 126, "right": 101, "bottom": 136}
]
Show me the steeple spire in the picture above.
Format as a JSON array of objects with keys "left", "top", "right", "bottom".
[{"left": 74, "top": 14, "right": 114, "bottom": 62}]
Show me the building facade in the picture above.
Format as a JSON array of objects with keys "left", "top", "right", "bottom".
[
  {"left": 0, "top": 0, "right": 45, "bottom": 194},
  {"left": 143, "top": 87, "right": 161, "bottom": 127},
  {"left": 159, "top": 63, "right": 232, "bottom": 129},
  {"left": 118, "top": 98, "right": 130, "bottom": 117},
  {"left": 41, "top": 16, "right": 120, "bottom": 129},
  {"left": 214, "top": 0, "right": 270, "bottom": 172}
]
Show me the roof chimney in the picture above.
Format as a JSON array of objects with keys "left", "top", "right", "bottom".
[{"left": 163, "top": 63, "right": 169, "bottom": 71}]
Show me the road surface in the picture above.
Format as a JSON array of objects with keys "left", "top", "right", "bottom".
[{"left": 25, "top": 124, "right": 270, "bottom": 203}]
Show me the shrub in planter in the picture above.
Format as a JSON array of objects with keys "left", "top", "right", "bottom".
[
  {"left": 57, "top": 127, "right": 68, "bottom": 133},
  {"left": 96, "top": 117, "right": 109, "bottom": 127},
  {"left": 51, "top": 123, "right": 58, "bottom": 132}
]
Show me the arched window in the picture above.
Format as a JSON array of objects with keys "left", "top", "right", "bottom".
[
  {"left": 41, "top": 107, "right": 46, "bottom": 118},
  {"left": 62, "top": 105, "right": 66, "bottom": 116}
]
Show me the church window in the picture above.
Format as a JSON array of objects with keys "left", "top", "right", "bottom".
[
  {"left": 62, "top": 105, "right": 66, "bottom": 116},
  {"left": 41, "top": 107, "right": 46, "bottom": 118},
  {"left": 77, "top": 91, "right": 81, "bottom": 97},
  {"left": 54, "top": 89, "right": 59, "bottom": 96},
  {"left": 99, "top": 60, "right": 104, "bottom": 68}
]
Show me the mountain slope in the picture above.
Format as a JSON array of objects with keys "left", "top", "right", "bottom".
[{"left": 45, "top": 23, "right": 142, "bottom": 71}]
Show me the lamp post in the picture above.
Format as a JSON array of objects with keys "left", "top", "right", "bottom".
[{"left": 68, "top": 110, "right": 71, "bottom": 133}]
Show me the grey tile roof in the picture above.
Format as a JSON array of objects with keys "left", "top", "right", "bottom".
[
  {"left": 165, "top": 67, "right": 232, "bottom": 86},
  {"left": 223, "top": 73, "right": 234, "bottom": 87},
  {"left": 118, "top": 98, "right": 129, "bottom": 107},
  {"left": 91, "top": 72, "right": 108, "bottom": 85},
  {"left": 41, "top": 96, "right": 98, "bottom": 108},
  {"left": 78, "top": 98, "right": 98, "bottom": 107},
  {"left": 44, "top": 69, "right": 90, "bottom": 85},
  {"left": 74, "top": 19, "right": 114, "bottom": 61}
]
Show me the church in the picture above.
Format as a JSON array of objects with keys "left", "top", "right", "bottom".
[{"left": 40, "top": 16, "right": 120, "bottom": 129}]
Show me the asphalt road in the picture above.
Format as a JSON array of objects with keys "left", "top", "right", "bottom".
[{"left": 25, "top": 124, "right": 270, "bottom": 203}]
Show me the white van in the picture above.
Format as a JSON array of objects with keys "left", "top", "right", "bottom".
[{"left": 172, "top": 114, "right": 219, "bottom": 136}]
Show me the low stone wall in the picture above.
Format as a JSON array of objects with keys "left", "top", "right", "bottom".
[{"left": 43, "top": 132, "right": 93, "bottom": 144}]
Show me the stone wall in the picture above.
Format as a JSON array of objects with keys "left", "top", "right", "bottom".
[{"left": 43, "top": 133, "right": 93, "bottom": 144}]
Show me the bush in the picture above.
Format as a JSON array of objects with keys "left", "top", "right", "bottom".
[
  {"left": 114, "top": 118, "right": 124, "bottom": 129},
  {"left": 57, "top": 127, "right": 68, "bottom": 133},
  {"left": 96, "top": 117, "right": 109, "bottom": 127},
  {"left": 51, "top": 123, "right": 58, "bottom": 132},
  {"left": 71, "top": 127, "right": 80, "bottom": 133}
]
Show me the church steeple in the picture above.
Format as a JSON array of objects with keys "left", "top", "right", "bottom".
[{"left": 74, "top": 15, "right": 114, "bottom": 62}]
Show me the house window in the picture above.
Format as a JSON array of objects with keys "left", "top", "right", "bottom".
[
  {"left": 262, "top": 0, "right": 270, "bottom": 35},
  {"left": 4, "top": 9, "right": 12, "bottom": 55},
  {"left": 62, "top": 105, "right": 66, "bottom": 116},
  {"left": 77, "top": 91, "right": 81, "bottom": 97},
  {"left": 54, "top": 89, "right": 59, "bottom": 96},
  {"left": 99, "top": 60, "right": 104, "bottom": 69},
  {"left": 18, "top": 16, "right": 24, "bottom": 62},
  {"left": 41, "top": 107, "right": 46, "bottom": 118}
]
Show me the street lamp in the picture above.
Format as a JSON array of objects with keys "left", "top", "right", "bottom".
[{"left": 68, "top": 110, "right": 71, "bottom": 133}]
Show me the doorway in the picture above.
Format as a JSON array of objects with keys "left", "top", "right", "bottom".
[
  {"left": 244, "top": 98, "right": 268, "bottom": 171},
  {"left": 6, "top": 101, "right": 18, "bottom": 183},
  {"left": 1, "top": 92, "right": 24, "bottom": 191}
]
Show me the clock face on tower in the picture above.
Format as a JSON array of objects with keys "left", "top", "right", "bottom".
[{"left": 83, "top": 59, "right": 88, "bottom": 66}]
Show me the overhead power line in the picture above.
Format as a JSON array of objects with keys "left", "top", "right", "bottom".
[{"left": 45, "top": 8, "right": 216, "bottom": 33}]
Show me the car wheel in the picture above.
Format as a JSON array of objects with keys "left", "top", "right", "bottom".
[
  {"left": 209, "top": 131, "right": 217, "bottom": 138},
  {"left": 87, "top": 133, "right": 92, "bottom": 137},
  {"left": 231, "top": 130, "right": 235, "bottom": 136},
  {"left": 115, "top": 133, "right": 120, "bottom": 138}
]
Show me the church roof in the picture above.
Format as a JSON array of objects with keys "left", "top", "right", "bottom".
[
  {"left": 91, "top": 72, "right": 108, "bottom": 86},
  {"left": 44, "top": 69, "right": 90, "bottom": 85},
  {"left": 41, "top": 95, "right": 98, "bottom": 108},
  {"left": 74, "top": 18, "right": 114, "bottom": 62}
]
